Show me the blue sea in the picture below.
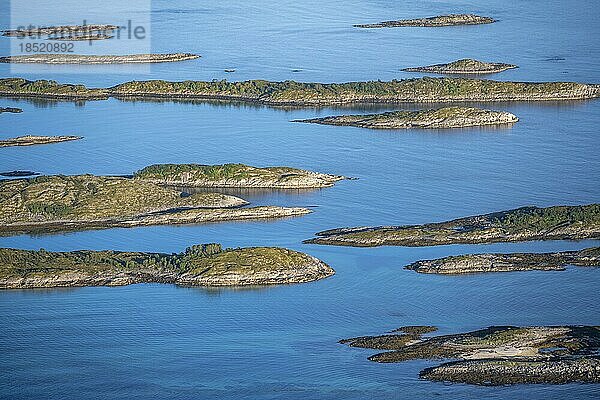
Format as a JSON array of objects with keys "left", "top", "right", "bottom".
[{"left": 1, "top": 0, "right": 599, "bottom": 398}]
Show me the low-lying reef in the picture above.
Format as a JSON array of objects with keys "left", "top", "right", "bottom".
[
  {"left": 1, "top": 77, "right": 598, "bottom": 105},
  {"left": 0, "top": 170, "right": 39, "bottom": 177},
  {"left": 306, "top": 204, "right": 600, "bottom": 247},
  {"left": 0, "top": 53, "right": 200, "bottom": 64},
  {"left": 0, "top": 135, "right": 82, "bottom": 147},
  {"left": 403, "top": 59, "right": 518, "bottom": 74},
  {"left": 341, "top": 325, "right": 600, "bottom": 385},
  {"left": 405, "top": 247, "right": 600, "bottom": 274},
  {"left": 2, "top": 24, "right": 118, "bottom": 39},
  {"left": 0, "top": 107, "right": 22, "bottom": 114},
  {"left": 0, "top": 174, "right": 310, "bottom": 235},
  {"left": 133, "top": 163, "right": 346, "bottom": 188},
  {"left": 354, "top": 14, "right": 496, "bottom": 29},
  {"left": 0, "top": 244, "right": 335, "bottom": 289},
  {"left": 48, "top": 33, "right": 113, "bottom": 41},
  {"left": 294, "top": 107, "right": 518, "bottom": 129}
]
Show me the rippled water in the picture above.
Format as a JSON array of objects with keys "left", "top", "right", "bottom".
[{"left": 1, "top": 0, "right": 599, "bottom": 399}]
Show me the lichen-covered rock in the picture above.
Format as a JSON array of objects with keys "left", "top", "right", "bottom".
[
  {"left": 295, "top": 107, "right": 518, "bottom": 129},
  {"left": 403, "top": 59, "right": 518, "bottom": 74},
  {"left": 354, "top": 14, "right": 496, "bottom": 28},
  {"left": 0, "top": 135, "right": 81, "bottom": 147},
  {"left": 405, "top": 247, "right": 600, "bottom": 274},
  {"left": 0, "top": 175, "right": 310, "bottom": 235},
  {"left": 306, "top": 204, "right": 600, "bottom": 247},
  {"left": 134, "top": 163, "right": 345, "bottom": 188},
  {"left": 0, "top": 245, "right": 334, "bottom": 289},
  {"left": 341, "top": 325, "right": 600, "bottom": 385}
]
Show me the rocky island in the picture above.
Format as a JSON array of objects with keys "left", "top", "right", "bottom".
[
  {"left": 1, "top": 77, "right": 598, "bottom": 105},
  {"left": 0, "top": 107, "right": 22, "bottom": 114},
  {"left": 341, "top": 325, "right": 600, "bottom": 385},
  {"left": 354, "top": 14, "right": 496, "bottom": 29},
  {"left": 0, "top": 243, "right": 334, "bottom": 289},
  {"left": 294, "top": 107, "right": 518, "bottom": 129},
  {"left": 0, "top": 54, "right": 200, "bottom": 64},
  {"left": 306, "top": 204, "right": 600, "bottom": 247},
  {"left": 0, "top": 170, "right": 39, "bottom": 177},
  {"left": 403, "top": 59, "right": 518, "bottom": 74},
  {"left": 0, "top": 175, "right": 310, "bottom": 235},
  {"left": 133, "top": 163, "right": 345, "bottom": 188},
  {"left": 0, "top": 135, "right": 82, "bottom": 147},
  {"left": 405, "top": 247, "right": 600, "bottom": 274}
]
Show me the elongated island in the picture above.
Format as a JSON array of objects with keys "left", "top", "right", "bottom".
[
  {"left": 0, "top": 174, "right": 310, "bottom": 235},
  {"left": 0, "top": 107, "right": 22, "bottom": 114},
  {"left": 1, "top": 77, "right": 598, "bottom": 105},
  {"left": 0, "top": 54, "right": 200, "bottom": 64},
  {"left": 133, "top": 163, "right": 345, "bottom": 188},
  {"left": 403, "top": 59, "right": 518, "bottom": 74},
  {"left": 295, "top": 107, "right": 518, "bottom": 129},
  {"left": 354, "top": 14, "right": 496, "bottom": 28},
  {"left": 405, "top": 247, "right": 600, "bottom": 274},
  {"left": 0, "top": 244, "right": 334, "bottom": 289},
  {"left": 0, "top": 162, "right": 345, "bottom": 235},
  {"left": 341, "top": 325, "right": 600, "bottom": 385},
  {"left": 0, "top": 135, "right": 82, "bottom": 147},
  {"left": 306, "top": 204, "right": 600, "bottom": 247}
]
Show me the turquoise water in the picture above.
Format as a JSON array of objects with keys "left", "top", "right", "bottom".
[{"left": 1, "top": 0, "right": 600, "bottom": 398}]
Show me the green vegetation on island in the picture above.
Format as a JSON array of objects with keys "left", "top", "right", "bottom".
[
  {"left": 341, "top": 325, "right": 600, "bottom": 385},
  {"left": 405, "top": 247, "right": 600, "bottom": 274},
  {"left": 306, "top": 204, "right": 600, "bottom": 247},
  {"left": 403, "top": 59, "right": 518, "bottom": 74},
  {"left": 0, "top": 135, "right": 82, "bottom": 147},
  {"left": 134, "top": 163, "right": 345, "bottom": 188},
  {"left": 1, "top": 77, "right": 598, "bottom": 105},
  {"left": 354, "top": 14, "right": 496, "bottom": 28},
  {"left": 0, "top": 244, "right": 335, "bottom": 289},
  {"left": 294, "top": 107, "right": 518, "bottom": 129},
  {"left": 0, "top": 174, "right": 310, "bottom": 235}
]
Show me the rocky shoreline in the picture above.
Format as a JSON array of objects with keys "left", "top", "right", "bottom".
[
  {"left": 0, "top": 53, "right": 200, "bottom": 64},
  {"left": 354, "top": 14, "right": 496, "bottom": 29},
  {"left": 134, "top": 163, "right": 346, "bottom": 188},
  {"left": 0, "top": 170, "right": 39, "bottom": 177},
  {"left": 405, "top": 247, "right": 600, "bottom": 274},
  {"left": 294, "top": 107, "right": 518, "bottom": 129},
  {"left": 341, "top": 325, "right": 600, "bottom": 385},
  {"left": 1, "top": 77, "right": 598, "bottom": 105},
  {"left": 0, "top": 135, "right": 82, "bottom": 147},
  {"left": 0, "top": 174, "right": 311, "bottom": 235},
  {"left": 403, "top": 59, "right": 518, "bottom": 74},
  {"left": 0, "top": 244, "right": 335, "bottom": 289},
  {"left": 305, "top": 204, "right": 600, "bottom": 247}
]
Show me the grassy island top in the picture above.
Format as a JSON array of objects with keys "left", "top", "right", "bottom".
[
  {"left": 341, "top": 325, "right": 600, "bottom": 385},
  {"left": 354, "top": 14, "right": 496, "bottom": 28},
  {"left": 0, "top": 244, "right": 335, "bottom": 289},
  {"left": 403, "top": 58, "right": 518, "bottom": 74},
  {"left": 295, "top": 107, "right": 518, "bottom": 129},
  {"left": 0, "top": 175, "right": 246, "bottom": 225},
  {"left": 134, "top": 163, "right": 345, "bottom": 188},
  {"left": 307, "top": 204, "right": 600, "bottom": 247},
  {"left": 1, "top": 77, "right": 598, "bottom": 105},
  {"left": 405, "top": 247, "right": 600, "bottom": 274}
]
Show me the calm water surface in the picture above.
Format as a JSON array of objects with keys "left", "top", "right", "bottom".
[{"left": 1, "top": 0, "right": 599, "bottom": 399}]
